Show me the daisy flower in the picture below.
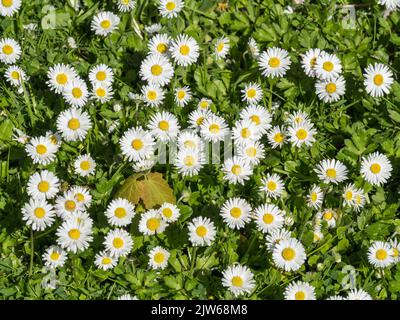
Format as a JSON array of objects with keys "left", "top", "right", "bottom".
[
  {"left": 178, "top": 131, "right": 203, "bottom": 151},
  {"left": 62, "top": 78, "right": 89, "bottom": 108},
  {"left": 315, "top": 159, "right": 348, "bottom": 184},
  {"left": 220, "top": 197, "right": 252, "bottom": 230},
  {"left": 119, "top": 127, "right": 155, "bottom": 162},
  {"left": 67, "top": 211, "right": 93, "bottom": 230},
  {"left": 317, "top": 209, "right": 337, "bottom": 228},
  {"left": 42, "top": 246, "right": 67, "bottom": 269},
  {"left": 240, "top": 105, "right": 272, "bottom": 134},
  {"left": 0, "top": 38, "right": 21, "bottom": 64},
  {"left": 104, "top": 228, "right": 133, "bottom": 258},
  {"left": 175, "top": 148, "right": 205, "bottom": 177},
  {"left": 70, "top": 186, "right": 92, "bottom": 208},
  {"left": 378, "top": 0, "right": 400, "bottom": 10},
  {"left": 360, "top": 152, "right": 392, "bottom": 186},
  {"left": 94, "top": 250, "right": 117, "bottom": 270},
  {"left": 148, "top": 33, "right": 170, "bottom": 56},
  {"left": 390, "top": 239, "right": 400, "bottom": 263},
  {"left": 266, "top": 228, "right": 292, "bottom": 252},
  {"left": 92, "top": 83, "right": 114, "bottom": 103},
  {"left": 55, "top": 190, "right": 85, "bottom": 219},
  {"left": 315, "top": 76, "right": 346, "bottom": 103},
  {"left": 56, "top": 219, "right": 93, "bottom": 253},
  {"left": 222, "top": 264, "right": 255, "bottom": 297},
  {"left": 353, "top": 189, "right": 366, "bottom": 212},
  {"left": 57, "top": 107, "right": 92, "bottom": 142},
  {"left": 215, "top": 36, "right": 230, "bottom": 60},
  {"left": 142, "top": 84, "right": 165, "bottom": 107},
  {"left": 200, "top": 114, "right": 229, "bottom": 143},
  {"left": 91, "top": 11, "right": 120, "bottom": 37},
  {"left": 189, "top": 109, "right": 213, "bottom": 129},
  {"left": 159, "top": 202, "right": 180, "bottom": 223},
  {"left": 139, "top": 54, "right": 174, "bottom": 86},
  {"left": 258, "top": 47, "right": 291, "bottom": 78},
  {"left": 89, "top": 64, "right": 114, "bottom": 86},
  {"left": 301, "top": 48, "right": 321, "bottom": 77},
  {"left": 46, "top": 131, "right": 62, "bottom": 147},
  {"left": 117, "top": 0, "right": 136, "bottom": 12},
  {"left": 342, "top": 183, "right": 358, "bottom": 207},
  {"left": 253, "top": 203, "right": 284, "bottom": 234},
  {"left": 138, "top": 209, "right": 166, "bottom": 235},
  {"left": 272, "top": 238, "right": 306, "bottom": 272},
  {"left": 148, "top": 246, "right": 170, "bottom": 270},
  {"left": 158, "top": 0, "right": 184, "bottom": 18},
  {"left": 241, "top": 82, "right": 263, "bottom": 105},
  {"left": 260, "top": 173, "right": 285, "bottom": 199},
  {"left": 267, "top": 126, "right": 286, "bottom": 149},
  {"left": 105, "top": 198, "right": 136, "bottom": 227},
  {"left": 368, "top": 241, "right": 394, "bottom": 268},
  {"left": 307, "top": 185, "right": 324, "bottom": 209},
  {"left": 313, "top": 228, "right": 324, "bottom": 243},
  {"left": 25, "top": 136, "right": 58, "bottom": 166},
  {"left": 288, "top": 121, "right": 317, "bottom": 147},
  {"left": 5, "top": 65, "right": 27, "bottom": 87},
  {"left": 0, "top": 0, "right": 21, "bottom": 17},
  {"left": 149, "top": 111, "right": 180, "bottom": 142},
  {"left": 238, "top": 140, "right": 265, "bottom": 165},
  {"left": 286, "top": 111, "right": 310, "bottom": 127},
  {"left": 22, "top": 198, "right": 55, "bottom": 231},
  {"left": 222, "top": 156, "right": 253, "bottom": 185},
  {"left": 232, "top": 119, "right": 261, "bottom": 146},
  {"left": 174, "top": 86, "right": 192, "bottom": 107},
  {"left": 144, "top": 23, "right": 162, "bottom": 34},
  {"left": 284, "top": 281, "right": 316, "bottom": 300},
  {"left": 197, "top": 98, "right": 212, "bottom": 110},
  {"left": 188, "top": 216, "right": 216, "bottom": 247},
  {"left": 248, "top": 37, "right": 260, "bottom": 58},
  {"left": 132, "top": 158, "right": 156, "bottom": 172},
  {"left": 314, "top": 52, "right": 342, "bottom": 80},
  {"left": 47, "top": 63, "right": 77, "bottom": 94},
  {"left": 364, "top": 63, "right": 394, "bottom": 98},
  {"left": 73, "top": 154, "right": 96, "bottom": 177},
  {"left": 27, "top": 170, "right": 59, "bottom": 200},
  {"left": 347, "top": 288, "right": 372, "bottom": 300},
  {"left": 170, "top": 34, "right": 200, "bottom": 67}
]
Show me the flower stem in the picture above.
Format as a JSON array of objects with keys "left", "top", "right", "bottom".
[{"left": 29, "top": 229, "right": 34, "bottom": 277}]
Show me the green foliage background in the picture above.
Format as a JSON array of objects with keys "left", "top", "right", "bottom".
[{"left": 1, "top": 0, "right": 400, "bottom": 299}]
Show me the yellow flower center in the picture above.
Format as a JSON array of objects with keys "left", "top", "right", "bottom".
[
  {"left": 56, "top": 73, "right": 68, "bottom": 85},
  {"left": 102, "top": 257, "right": 112, "bottom": 265},
  {"left": 100, "top": 20, "right": 111, "bottom": 29},
  {"left": 146, "top": 218, "right": 160, "bottom": 231},
  {"left": 230, "top": 207, "right": 242, "bottom": 218},
  {"left": 68, "top": 228, "right": 80, "bottom": 240},
  {"left": 246, "top": 88, "right": 257, "bottom": 98},
  {"left": 267, "top": 180, "right": 277, "bottom": 191},
  {"left": 80, "top": 160, "right": 91, "bottom": 171},
  {"left": 113, "top": 237, "right": 124, "bottom": 249},
  {"left": 241, "top": 128, "right": 251, "bottom": 138},
  {"left": 295, "top": 291, "right": 306, "bottom": 300},
  {"left": 196, "top": 225, "right": 207, "bottom": 237},
  {"left": 268, "top": 57, "right": 281, "bottom": 68},
  {"left": 34, "top": 207, "right": 46, "bottom": 218},
  {"left": 245, "top": 147, "right": 257, "bottom": 158},
  {"left": 250, "top": 114, "right": 260, "bottom": 125},
  {"left": 281, "top": 247, "right": 296, "bottom": 261},
  {"left": 209, "top": 123, "right": 220, "bottom": 134},
  {"left": 2, "top": 44, "right": 13, "bottom": 54},
  {"left": 11, "top": 71, "right": 20, "bottom": 80},
  {"left": 50, "top": 252, "right": 60, "bottom": 261},
  {"left": 38, "top": 181, "right": 50, "bottom": 192},
  {"left": 158, "top": 120, "right": 170, "bottom": 131},
  {"left": 75, "top": 193, "right": 85, "bottom": 202},
  {"left": 154, "top": 252, "right": 165, "bottom": 264},
  {"left": 157, "top": 43, "right": 168, "bottom": 54},
  {"left": 72, "top": 87, "right": 83, "bottom": 98},
  {"left": 376, "top": 249, "right": 387, "bottom": 261},
  {"left": 2, "top": 0, "right": 12, "bottom": 7},
  {"left": 217, "top": 42, "right": 225, "bottom": 53},
  {"left": 274, "top": 133, "right": 284, "bottom": 143},
  {"left": 392, "top": 248, "right": 399, "bottom": 257},
  {"left": 199, "top": 101, "right": 209, "bottom": 109},
  {"left": 326, "top": 168, "right": 337, "bottom": 179},
  {"left": 345, "top": 190, "right": 353, "bottom": 201},
  {"left": 370, "top": 163, "right": 381, "bottom": 174},
  {"left": 177, "top": 90, "right": 186, "bottom": 100},
  {"left": 131, "top": 139, "right": 143, "bottom": 151},
  {"left": 184, "top": 155, "right": 195, "bottom": 167},
  {"left": 184, "top": 140, "right": 196, "bottom": 148},
  {"left": 65, "top": 200, "right": 76, "bottom": 212},
  {"left": 296, "top": 128, "right": 308, "bottom": 140},
  {"left": 147, "top": 90, "right": 157, "bottom": 101},
  {"left": 313, "top": 232, "right": 321, "bottom": 242},
  {"left": 323, "top": 61, "right": 334, "bottom": 72},
  {"left": 323, "top": 211, "right": 333, "bottom": 220},
  {"left": 231, "top": 165, "right": 242, "bottom": 175},
  {"left": 263, "top": 213, "right": 274, "bottom": 224},
  {"left": 162, "top": 208, "right": 173, "bottom": 218},
  {"left": 310, "top": 57, "right": 317, "bottom": 67},
  {"left": 36, "top": 144, "right": 47, "bottom": 155},
  {"left": 373, "top": 74, "right": 384, "bottom": 86},
  {"left": 96, "top": 88, "right": 106, "bottom": 98},
  {"left": 325, "top": 83, "right": 337, "bottom": 94},
  {"left": 115, "top": 207, "right": 127, "bottom": 218},
  {"left": 68, "top": 118, "right": 80, "bottom": 130},
  {"left": 231, "top": 276, "right": 244, "bottom": 287},
  {"left": 180, "top": 44, "right": 190, "bottom": 56},
  {"left": 96, "top": 71, "right": 107, "bottom": 81},
  {"left": 166, "top": 1, "right": 176, "bottom": 10},
  {"left": 151, "top": 64, "right": 163, "bottom": 76},
  {"left": 310, "top": 192, "right": 318, "bottom": 202},
  {"left": 196, "top": 116, "right": 205, "bottom": 125}
]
